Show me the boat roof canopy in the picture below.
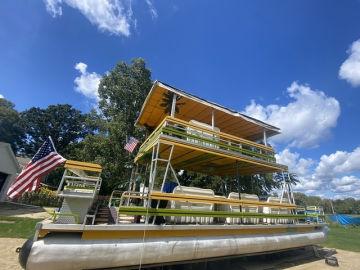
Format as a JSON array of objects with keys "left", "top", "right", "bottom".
[{"left": 136, "top": 81, "right": 280, "bottom": 141}]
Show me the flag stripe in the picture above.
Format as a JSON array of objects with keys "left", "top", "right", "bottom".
[
  {"left": 7, "top": 137, "right": 66, "bottom": 199},
  {"left": 124, "top": 137, "right": 139, "bottom": 153},
  {"left": 8, "top": 158, "right": 63, "bottom": 198},
  {"left": 8, "top": 158, "right": 64, "bottom": 199},
  {"left": 7, "top": 154, "right": 61, "bottom": 193},
  {"left": 8, "top": 156, "right": 65, "bottom": 198},
  {"left": 11, "top": 153, "right": 58, "bottom": 187}
]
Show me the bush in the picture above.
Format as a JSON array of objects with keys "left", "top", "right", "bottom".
[{"left": 17, "top": 187, "right": 62, "bottom": 207}]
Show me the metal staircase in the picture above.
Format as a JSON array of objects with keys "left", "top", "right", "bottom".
[{"left": 53, "top": 160, "right": 103, "bottom": 224}]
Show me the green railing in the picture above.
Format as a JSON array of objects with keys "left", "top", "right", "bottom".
[
  {"left": 137, "top": 117, "right": 276, "bottom": 163},
  {"left": 118, "top": 206, "right": 325, "bottom": 221},
  {"left": 108, "top": 190, "right": 123, "bottom": 207}
]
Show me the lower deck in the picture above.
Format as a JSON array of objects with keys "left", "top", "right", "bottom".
[{"left": 36, "top": 222, "right": 326, "bottom": 240}]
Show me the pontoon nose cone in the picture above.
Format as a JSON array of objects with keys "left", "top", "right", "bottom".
[{"left": 17, "top": 238, "right": 33, "bottom": 269}]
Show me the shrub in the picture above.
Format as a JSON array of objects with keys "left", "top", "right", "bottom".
[{"left": 17, "top": 187, "right": 62, "bottom": 207}]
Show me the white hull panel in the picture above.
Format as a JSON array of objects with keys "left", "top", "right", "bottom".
[{"left": 27, "top": 229, "right": 327, "bottom": 270}]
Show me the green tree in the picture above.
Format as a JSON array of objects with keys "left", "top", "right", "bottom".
[
  {"left": 273, "top": 172, "right": 300, "bottom": 186},
  {"left": 178, "top": 172, "right": 282, "bottom": 197},
  {"left": 0, "top": 98, "right": 25, "bottom": 152},
  {"left": 160, "top": 92, "right": 185, "bottom": 115},
  {"left": 77, "top": 58, "right": 153, "bottom": 194},
  {"left": 21, "top": 104, "right": 88, "bottom": 156}
]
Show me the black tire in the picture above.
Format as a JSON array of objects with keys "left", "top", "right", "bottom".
[{"left": 18, "top": 238, "right": 33, "bottom": 269}]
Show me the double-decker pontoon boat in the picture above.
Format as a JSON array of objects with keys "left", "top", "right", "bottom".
[{"left": 19, "top": 81, "right": 327, "bottom": 270}]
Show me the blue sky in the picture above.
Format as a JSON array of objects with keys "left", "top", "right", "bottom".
[{"left": 1, "top": 0, "right": 360, "bottom": 199}]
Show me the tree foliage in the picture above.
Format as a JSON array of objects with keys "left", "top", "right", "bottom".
[
  {"left": 0, "top": 98, "right": 25, "bottom": 152},
  {"left": 21, "top": 104, "right": 88, "bottom": 156},
  {"left": 294, "top": 192, "right": 360, "bottom": 214},
  {"left": 177, "top": 171, "right": 284, "bottom": 197},
  {"left": 75, "top": 58, "right": 153, "bottom": 194},
  {"left": 160, "top": 92, "right": 185, "bottom": 115}
]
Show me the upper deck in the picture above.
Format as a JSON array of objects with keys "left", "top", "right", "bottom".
[
  {"left": 136, "top": 81, "right": 280, "bottom": 141},
  {"left": 135, "top": 82, "right": 287, "bottom": 176}
]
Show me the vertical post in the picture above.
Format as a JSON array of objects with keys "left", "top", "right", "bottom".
[
  {"left": 263, "top": 129, "right": 267, "bottom": 146},
  {"left": 280, "top": 171, "right": 286, "bottom": 203},
  {"left": 236, "top": 161, "right": 241, "bottom": 200},
  {"left": 170, "top": 164, "right": 183, "bottom": 192},
  {"left": 286, "top": 172, "right": 295, "bottom": 204},
  {"left": 170, "top": 93, "right": 177, "bottom": 117},
  {"left": 160, "top": 145, "right": 174, "bottom": 193},
  {"left": 149, "top": 143, "right": 160, "bottom": 193},
  {"left": 57, "top": 169, "right": 67, "bottom": 195},
  {"left": 236, "top": 161, "right": 242, "bottom": 224},
  {"left": 211, "top": 110, "right": 215, "bottom": 130},
  {"left": 145, "top": 143, "right": 160, "bottom": 224}
]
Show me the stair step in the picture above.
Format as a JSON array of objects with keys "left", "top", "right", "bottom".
[{"left": 95, "top": 218, "right": 109, "bottom": 222}]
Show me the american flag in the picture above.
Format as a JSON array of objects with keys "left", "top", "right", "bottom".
[
  {"left": 7, "top": 137, "right": 66, "bottom": 199},
  {"left": 124, "top": 136, "right": 139, "bottom": 153}
]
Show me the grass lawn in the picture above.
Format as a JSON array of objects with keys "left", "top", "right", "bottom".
[
  {"left": 0, "top": 215, "right": 359, "bottom": 252},
  {"left": 323, "top": 223, "right": 360, "bottom": 252},
  {"left": 0, "top": 216, "right": 41, "bottom": 239}
]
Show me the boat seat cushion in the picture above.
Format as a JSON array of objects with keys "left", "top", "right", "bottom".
[{"left": 170, "top": 186, "right": 214, "bottom": 224}]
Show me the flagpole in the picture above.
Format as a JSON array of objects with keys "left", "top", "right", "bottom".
[{"left": 48, "top": 136, "right": 58, "bottom": 153}]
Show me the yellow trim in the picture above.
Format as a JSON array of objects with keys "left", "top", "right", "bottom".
[
  {"left": 158, "top": 138, "right": 284, "bottom": 172},
  {"left": 38, "top": 229, "right": 81, "bottom": 238},
  {"left": 65, "top": 160, "right": 102, "bottom": 173},
  {"left": 38, "top": 229, "right": 49, "bottom": 238}
]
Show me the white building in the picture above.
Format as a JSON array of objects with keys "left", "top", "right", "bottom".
[{"left": 0, "top": 142, "right": 21, "bottom": 201}]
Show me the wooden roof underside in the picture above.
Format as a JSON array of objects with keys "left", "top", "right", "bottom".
[
  {"left": 136, "top": 138, "right": 287, "bottom": 177},
  {"left": 136, "top": 81, "right": 280, "bottom": 141}
]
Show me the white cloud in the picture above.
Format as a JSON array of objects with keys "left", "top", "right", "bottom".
[
  {"left": 331, "top": 176, "right": 360, "bottom": 194},
  {"left": 0, "top": 94, "right": 4, "bottom": 99},
  {"left": 44, "top": 0, "right": 158, "bottom": 37},
  {"left": 145, "top": 0, "right": 158, "bottom": 19},
  {"left": 243, "top": 82, "right": 340, "bottom": 148},
  {"left": 339, "top": 39, "right": 360, "bottom": 87},
  {"left": 276, "top": 147, "right": 360, "bottom": 199},
  {"left": 74, "top": 62, "right": 101, "bottom": 100},
  {"left": 275, "top": 148, "right": 319, "bottom": 193},
  {"left": 332, "top": 175, "right": 358, "bottom": 187},
  {"left": 45, "top": 0, "right": 63, "bottom": 17},
  {"left": 315, "top": 147, "right": 360, "bottom": 179},
  {"left": 275, "top": 149, "right": 313, "bottom": 177}
]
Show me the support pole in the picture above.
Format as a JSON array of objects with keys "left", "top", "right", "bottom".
[
  {"left": 149, "top": 143, "right": 160, "bottom": 193},
  {"left": 170, "top": 164, "right": 183, "bottom": 192},
  {"left": 159, "top": 145, "right": 175, "bottom": 192},
  {"left": 236, "top": 161, "right": 242, "bottom": 224},
  {"left": 145, "top": 143, "right": 159, "bottom": 223},
  {"left": 170, "top": 93, "right": 177, "bottom": 117},
  {"left": 236, "top": 161, "right": 241, "bottom": 200},
  {"left": 280, "top": 171, "right": 286, "bottom": 203},
  {"left": 263, "top": 129, "right": 268, "bottom": 146},
  {"left": 286, "top": 172, "right": 295, "bottom": 204},
  {"left": 211, "top": 110, "right": 215, "bottom": 130}
]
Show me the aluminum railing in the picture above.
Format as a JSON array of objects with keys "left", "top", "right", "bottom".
[{"left": 137, "top": 116, "right": 276, "bottom": 163}]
